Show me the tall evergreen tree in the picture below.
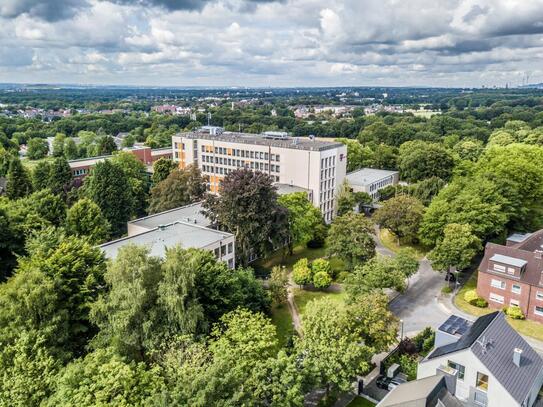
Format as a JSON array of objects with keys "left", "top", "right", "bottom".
[
  {"left": 6, "top": 158, "right": 32, "bottom": 200},
  {"left": 47, "top": 157, "right": 73, "bottom": 196},
  {"left": 32, "top": 160, "right": 52, "bottom": 191},
  {"left": 82, "top": 160, "right": 133, "bottom": 236}
]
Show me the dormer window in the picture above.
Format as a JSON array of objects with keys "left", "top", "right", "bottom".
[{"left": 489, "top": 254, "right": 527, "bottom": 276}]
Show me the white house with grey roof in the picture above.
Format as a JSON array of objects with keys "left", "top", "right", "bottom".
[
  {"left": 100, "top": 202, "right": 235, "bottom": 269},
  {"left": 414, "top": 312, "right": 543, "bottom": 407},
  {"left": 345, "top": 168, "right": 399, "bottom": 201}
]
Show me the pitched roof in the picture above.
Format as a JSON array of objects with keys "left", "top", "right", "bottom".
[
  {"left": 427, "top": 312, "right": 499, "bottom": 360},
  {"left": 470, "top": 313, "right": 543, "bottom": 403},
  {"left": 427, "top": 312, "right": 543, "bottom": 404}
]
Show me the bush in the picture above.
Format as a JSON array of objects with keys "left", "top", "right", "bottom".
[
  {"left": 313, "top": 271, "right": 332, "bottom": 289},
  {"left": 505, "top": 306, "right": 525, "bottom": 320},
  {"left": 464, "top": 289, "right": 478, "bottom": 304},
  {"left": 292, "top": 258, "right": 312, "bottom": 286},
  {"left": 398, "top": 354, "right": 418, "bottom": 381},
  {"left": 422, "top": 333, "right": 435, "bottom": 355},
  {"left": 441, "top": 286, "right": 453, "bottom": 294},
  {"left": 307, "top": 223, "right": 328, "bottom": 248},
  {"left": 399, "top": 338, "right": 417, "bottom": 355},
  {"left": 335, "top": 271, "right": 351, "bottom": 283},
  {"left": 311, "top": 258, "right": 331, "bottom": 275},
  {"left": 412, "top": 327, "right": 434, "bottom": 352},
  {"left": 473, "top": 298, "right": 488, "bottom": 308}
]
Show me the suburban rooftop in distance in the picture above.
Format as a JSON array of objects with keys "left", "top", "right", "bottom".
[{"left": 178, "top": 130, "right": 344, "bottom": 151}]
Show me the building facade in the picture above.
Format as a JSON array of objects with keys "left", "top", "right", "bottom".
[
  {"left": 172, "top": 129, "right": 347, "bottom": 222},
  {"left": 477, "top": 230, "right": 543, "bottom": 323},
  {"left": 345, "top": 168, "right": 399, "bottom": 201}
]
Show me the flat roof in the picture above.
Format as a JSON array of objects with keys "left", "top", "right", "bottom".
[
  {"left": 99, "top": 221, "right": 232, "bottom": 259},
  {"left": 68, "top": 155, "right": 111, "bottom": 168},
  {"left": 275, "top": 183, "right": 311, "bottom": 195},
  {"left": 177, "top": 131, "right": 344, "bottom": 152},
  {"left": 129, "top": 202, "right": 209, "bottom": 229},
  {"left": 489, "top": 254, "right": 528, "bottom": 268},
  {"left": 346, "top": 168, "right": 398, "bottom": 186},
  {"left": 378, "top": 374, "right": 444, "bottom": 407},
  {"left": 507, "top": 232, "right": 533, "bottom": 243}
]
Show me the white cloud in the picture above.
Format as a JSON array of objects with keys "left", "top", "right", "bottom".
[{"left": 1, "top": 0, "right": 543, "bottom": 86}]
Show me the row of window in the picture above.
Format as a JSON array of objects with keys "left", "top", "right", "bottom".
[
  {"left": 200, "top": 145, "right": 281, "bottom": 162},
  {"left": 201, "top": 155, "right": 281, "bottom": 172},
  {"left": 320, "top": 156, "right": 336, "bottom": 169},
  {"left": 320, "top": 167, "right": 336, "bottom": 180},
  {"left": 72, "top": 168, "right": 88, "bottom": 176},
  {"left": 201, "top": 164, "right": 280, "bottom": 181},
  {"left": 320, "top": 178, "right": 335, "bottom": 192},
  {"left": 489, "top": 292, "right": 543, "bottom": 315},
  {"left": 369, "top": 176, "right": 394, "bottom": 192},
  {"left": 492, "top": 263, "right": 517, "bottom": 275},
  {"left": 490, "top": 278, "right": 543, "bottom": 300},
  {"left": 213, "top": 242, "right": 233, "bottom": 258}
]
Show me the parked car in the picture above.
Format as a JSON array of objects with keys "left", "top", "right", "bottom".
[
  {"left": 376, "top": 375, "right": 391, "bottom": 390},
  {"left": 387, "top": 379, "right": 404, "bottom": 391},
  {"left": 444, "top": 272, "right": 456, "bottom": 282}
]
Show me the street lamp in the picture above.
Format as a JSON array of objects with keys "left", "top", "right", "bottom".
[{"left": 400, "top": 319, "right": 404, "bottom": 341}]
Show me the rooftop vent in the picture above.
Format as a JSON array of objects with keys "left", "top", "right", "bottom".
[
  {"left": 513, "top": 348, "right": 523, "bottom": 367},
  {"left": 262, "top": 131, "right": 289, "bottom": 140}
]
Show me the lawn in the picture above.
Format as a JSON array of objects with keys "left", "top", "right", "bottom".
[
  {"left": 270, "top": 303, "right": 293, "bottom": 348},
  {"left": 252, "top": 244, "right": 345, "bottom": 277},
  {"left": 379, "top": 229, "right": 427, "bottom": 260},
  {"left": 347, "top": 396, "right": 376, "bottom": 407},
  {"left": 292, "top": 288, "right": 346, "bottom": 317},
  {"left": 455, "top": 271, "right": 543, "bottom": 341}
]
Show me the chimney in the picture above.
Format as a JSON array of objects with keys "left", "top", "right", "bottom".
[{"left": 513, "top": 348, "right": 523, "bottom": 367}]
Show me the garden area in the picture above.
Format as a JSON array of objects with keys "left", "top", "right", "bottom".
[
  {"left": 378, "top": 228, "right": 427, "bottom": 260},
  {"left": 455, "top": 271, "right": 543, "bottom": 341}
]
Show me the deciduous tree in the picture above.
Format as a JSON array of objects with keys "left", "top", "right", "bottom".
[
  {"left": 66, "top": 198, "right": 111, "bottom": 243},
  {"left": 374, "top": 195, "right": 424, "bottom": 243},
  {"left": 278, "top": 192, "right": 323, "bottom": 252}
]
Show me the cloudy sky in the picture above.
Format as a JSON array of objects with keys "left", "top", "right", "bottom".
[{"left": 0, "top": 0, "right": 543, "bottom": 87}]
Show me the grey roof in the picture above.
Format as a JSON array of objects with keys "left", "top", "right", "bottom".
[
  {"left": 438, "top": 315, "right": 472, "bottom": 337},
  {"left": 129, "top": 202, "right": 209, "bottom": 229},
  {"left": 427, "top": 312, "right": 499, "bottom": 360},
  {"left": 507, "top": 232, "right": 533, "bottom": 243},
  {"left": 470, "top": 312, "right": 543, "bottom": 403},
  {"left": 99, "top": 221, "right": 232, "bottom": 259},
  {"left": 427, "top": 312, "right": 543, "bottom": 404},
  {"left": 378, "top": 374, "right": 445, "bottom": 407},
  {"left": 275, "top": 183, "right": 311, "bottom": 196},
  {"left": 346, "top": 168, "right": 398, "bottom": 186},
  {"left": 178, "top": 131, "right": 344, "bottom": 152},
  {"left": 489, "top": 253, "right": 528, "bottom": 268}
]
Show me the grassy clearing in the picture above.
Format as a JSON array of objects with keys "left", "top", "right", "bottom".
[
  {"left": 347, "top": 397, "right": 376, "bottom": 407},
  {"left": 379, "top": 229, "right": 427, "bottom": 260},
  {"left": 292, "top": 288, "right": 347, "bottom": 317},
  {"left": 270, "top": 304, "right": 294, "bottom": 349},
  {"left": 455, "top": 271, "right": 543, "bottom": 341}
]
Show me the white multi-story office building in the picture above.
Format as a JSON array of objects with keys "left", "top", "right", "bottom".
[{"left": 172, "top": 129, "right": 347, "bottom": 222}]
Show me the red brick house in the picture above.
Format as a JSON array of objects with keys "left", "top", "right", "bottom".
[{"left": 477, "top": 230, "right": 543, "bottom": 323}]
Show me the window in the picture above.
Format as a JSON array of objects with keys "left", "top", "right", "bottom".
[
  {"left": 507, "top": 267, "right": 516, "bottom": 275},
  {"left": 535, "top": 306, "right": 543, "bottom": 316},
  {"left": 447, "top": 361, "right": 465, "bottom": 380},
  {"left": 512, "top": 284, "right": 521, "bottom": 294},
  {"left": 493, "top": 264, "right": 506, "bottom": 273},
  {"left": 489, "top": 293, "right": 504, "bottom": 304},
  {"left": 476, "top": 372, "right": 488, "bottom": 391},
  {"left": 221, "top": 244, "right": 226, "bottom": 256},
  {"left": 536, "top": 291, "right": 543, "bottom": 301},
  {"left": 214, "top": 248, "right": 220, "bottom": 258},
  {"left": 491, "top": 279, "right": 505, "bottom": 290},
  {"left": 228, "top": 258, "right": 234, "bottom": 269},
  {"left": 510, "top": 299, "right": 520, "bottom": 307},
  {"left": 228, "top": 242, "right": 233, "bottom": 254}
]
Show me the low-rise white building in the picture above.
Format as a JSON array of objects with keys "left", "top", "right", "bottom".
[
  {"left": 100, "top": 202, "right": 235, "bottom": 268},
  {"left": 346, "top": 168, "right": 399, "bottom": 201}
]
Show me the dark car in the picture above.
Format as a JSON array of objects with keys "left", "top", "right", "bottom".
[
  {"left": 444, "top": 272, "right": 456, "bottom": 282},
  {"left": 376, "top": 375, "right": 391, "bottom": 390},
  {"left": 387, "top": 379, "right": 404, "bottom": 391}
]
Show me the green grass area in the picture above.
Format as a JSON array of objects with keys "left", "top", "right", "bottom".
[
  {"left": 455, "top": 271, "right": 543, "bottom": 341},
  {"left": 293, "top": 288, "right": 346, "bottom": 317},
  {"left": 252, "top": 244, "right": 345, "bottom": 277},
  {"left": 347, "top": 396, "right": 376, "bottom": 407},
  {"left": 21, "top": 156, "right": 54, "bottom": 171},
  {"left": 270, "top": 304, "right": 293, "bottom": 349},
  {"left": 379, "top": 229, "right": 427, "bottom": 260}
]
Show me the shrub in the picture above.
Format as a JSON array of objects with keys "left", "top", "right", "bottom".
[
  {"left": 413, "top": 327, "right": 434, "bottom": 352},
  {"left": 399, "top": 354, "right": 418, "bottom": 381},
  {"left": 473, "top": 298, "right": 488, "bottom": 308},
  {"left": 313, "top": 271, "right": 332, "bottom": 289},
  {"left": 422, "top": 333, "right": 435, "bottom": 355},
  {"left": 505, "top": 306, "right": 525, "bottom": 320},
  {"left": 336, "top": 271, "right": 351, "bottom": 283},
  {"left": 399, "top": 338, "right": 417, "bottom": 355},
  {"left": 441, "top": 286, "right": 453, "bottom": 294},
  {"left": 464, "top": 289, "right": 478, "bottom": 304},
  {"left": 292, "top": 258, "right": 312, "bottom": 286},
  {"left": 311, "top": 258, "right": 331, "bottom": 276}
]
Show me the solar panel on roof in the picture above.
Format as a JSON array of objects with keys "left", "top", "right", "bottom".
[{"left": 438, "top": 315, "right": 472, "bottom": 336}]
